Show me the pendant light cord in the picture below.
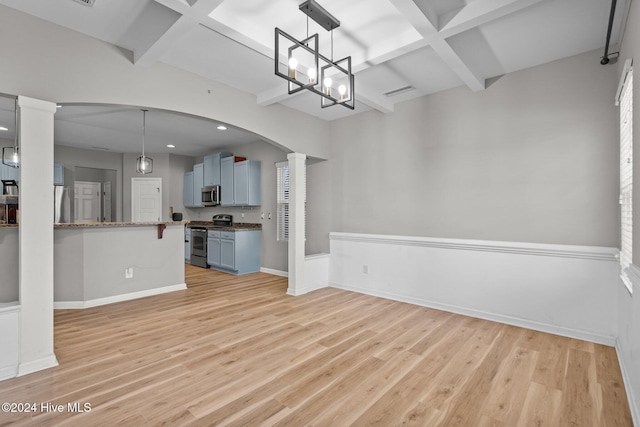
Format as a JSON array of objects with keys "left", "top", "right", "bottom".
[{"left": 142, "top": 109, "right": 147, "bottom": 157}]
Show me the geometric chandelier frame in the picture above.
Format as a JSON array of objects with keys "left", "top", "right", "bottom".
[{"left": 274, "top": 0, "right": 355, "bottom": 110}]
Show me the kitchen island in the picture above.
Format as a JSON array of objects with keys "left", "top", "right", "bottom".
[{"left": 54, "top": 221, "right": 187, "bottom": 308}]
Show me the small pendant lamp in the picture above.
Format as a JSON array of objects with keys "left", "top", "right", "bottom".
[{"left": 136, "top": 109, "right": 153, "bottom": 174}]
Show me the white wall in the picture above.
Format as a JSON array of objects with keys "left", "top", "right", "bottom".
[{"left": 331, "top": 233, "right": 618, "bottom": 344}]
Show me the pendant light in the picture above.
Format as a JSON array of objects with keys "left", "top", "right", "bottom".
[
  {"left": 2, "top": 98, "right": 19, "bottom": 168},
  {"left": 136, "top": 109, "right": 153, "bottom": 174}
]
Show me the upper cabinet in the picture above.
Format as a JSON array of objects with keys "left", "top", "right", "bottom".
[
  {"left": 203, "top": 152, "right": 232, "bottom": 186},
  {"left": 221, "top": 156, "right": 234, "bottom": 206},
  {"left": 233, "top": 160, "right": 261, "bottom": 206},
  {"left": 193, "top": 163, "right": 204, "bottom": 207},
  {"left": 53, "top": 163, "right": 64, "bottom": 185},
  {"left": 183, "top": 171, "right": 194, "bottom": 207}
]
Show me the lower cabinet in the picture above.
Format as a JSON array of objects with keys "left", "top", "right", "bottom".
[{"left": 207, "top": 229, "right": 261, "bottom": 275}]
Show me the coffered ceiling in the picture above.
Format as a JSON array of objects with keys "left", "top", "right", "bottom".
[
  {"left": 0, "top": 0, "right": 631, "bottom": 157},
  {"left": 0, "top": 0, "right": 630, "bottom": 123}
]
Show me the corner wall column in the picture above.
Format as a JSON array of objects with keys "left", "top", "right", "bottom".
[
  {"left": 17, "top": 96, "right": 58, "bottom": 376},
  {"left": 287, "top": 152, "right": 306, "bottom": 295}
]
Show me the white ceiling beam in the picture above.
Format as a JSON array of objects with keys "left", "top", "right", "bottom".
[
  {"left": 387, "top": 0, "right": 439, "bottom": 34},
  {"left": 390, "top": 0, "right": 486, "bottom": 93},
  {"left": 440, "top": 0, "right": 544, "bottom": 37},
  {"left": 134, "top": 0, "right": 225, "bottom": 66},
  {"left": 430, "top": 40, "right": 485, "bottom": 92}
]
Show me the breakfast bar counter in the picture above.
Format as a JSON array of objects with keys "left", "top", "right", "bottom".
[{"left": 54, "top": 221, "right": 186, "bottom": 308}]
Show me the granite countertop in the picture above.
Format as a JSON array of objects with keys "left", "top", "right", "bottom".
[
  {"left": 187, "top": 221, "right": 262, "bottom": 231},
  {"left": 55, "top": 221, "right": 188, "bottom": 229},
  {"left": 0, "top": 224, "right": 18, "bottom": 228}
]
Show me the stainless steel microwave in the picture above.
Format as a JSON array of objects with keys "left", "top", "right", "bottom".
[{"left": 201, "top": 185, "right": 220, "bottom": 206}]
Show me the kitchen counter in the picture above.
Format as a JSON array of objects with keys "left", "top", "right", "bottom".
[
  {"left": 0, "top": 224, "right": 18, "bottom": 228},
  {"left": 187, "top": 221, "right": 261, "bottom": 232},
  {"left": 55, "top": 221, "right": 187, "bottom": 228}
]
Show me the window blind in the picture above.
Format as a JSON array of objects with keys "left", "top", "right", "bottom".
[
  {"left": 276, "top": 161, "right": 306, "bottom": 241},
  {"left": 619, "top": 64, "right": 633, "bottom": 293}
]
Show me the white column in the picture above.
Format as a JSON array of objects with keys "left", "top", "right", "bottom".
[
  {"left": 17, "top": 96, "right": 58, "bottom": 376},
  {"left": 287, "top": 153, "right": 306, "bottom": 295}
]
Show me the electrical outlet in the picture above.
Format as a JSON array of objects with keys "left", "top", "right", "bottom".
[
  {"left": 125, "top": 267, "right": 133, "bottom": 279},
  {"left": 363, "top": 265, "right": 369, "bottom": 274},
  {"left": 268, "top": 212, "right": 272, "bottom": 220},
  {"left": 241, "top": 213, "right": 245, "bottom": 219}
]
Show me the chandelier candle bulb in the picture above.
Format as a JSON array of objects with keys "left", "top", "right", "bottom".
[
  {"left": 324, "top": 77, "right": 332, "bottom": 96},
  {"left": 288, "top": 57, "right": 298, "bottom": 78},
  {"left": 338, "top": 84, "right": 347, "bottom": 100},
  {"left": 308, "top": 67, "right": 317, "bottom": 84}
]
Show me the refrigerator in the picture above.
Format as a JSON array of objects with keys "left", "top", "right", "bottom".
[{"left": 54, "top": 186, "right": 71, "bottom": 223}]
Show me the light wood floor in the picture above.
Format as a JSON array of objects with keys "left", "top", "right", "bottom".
[{"left": 0, "top": 264, "right": 632, "bottom": 426}]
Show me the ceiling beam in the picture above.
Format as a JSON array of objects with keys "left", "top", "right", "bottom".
[
  {"left": 390, "top": 0, "right": 486, "bottom": 93},
  {"left": 135, "top": 0, "right": 225, "bottom": 66},
  {"left": 440, "top": 0, "right": 544, "bottom": 37}
]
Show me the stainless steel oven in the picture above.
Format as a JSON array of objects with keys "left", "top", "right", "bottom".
[
  {"left": 190, "top": 228, "right": 208, "bottom": 268},
  {"left": 201, "top": 185, "right": 220, "bottom": 206}
]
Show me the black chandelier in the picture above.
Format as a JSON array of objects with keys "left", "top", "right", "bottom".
[{"left": 274, "top": 0, "right": 354, "bottom": 110}]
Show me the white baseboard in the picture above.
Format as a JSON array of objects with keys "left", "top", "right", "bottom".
[
  {"left": 616, "top": 339, "right": 640, "bottom": 427},
  {"left": 54, "top": 284, "right": 187, "bottom": 309},
  {"left": 17, "top": 354, "right": 58, "bottom": 377},
  {"left": 331, "top": 281, "right": 616, "bottom": 346},
  {"left": 261, "top": 267, "right": 288, "bottom": 277},
  {"left": 0, "top": 365, "right": 18, "bottom": 381}
]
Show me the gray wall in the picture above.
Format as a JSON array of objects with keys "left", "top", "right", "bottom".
[
  {"left": 616, "top": 0, "right": 640, "bottom": 420},
  {"left": 0, "top": 229, "right": 18, "bottom": 303},
  {"left": 54, "top": 145, "right": 124, "bottom": 222},
  {"left": 169, "top": 154, "right": 196, "bottom": 221},
  {"left": 330, "top": 49, "right": 619, "bottom": 247},
  {"left": 306, "top": 159, "right": 331, "bottom": 255}
]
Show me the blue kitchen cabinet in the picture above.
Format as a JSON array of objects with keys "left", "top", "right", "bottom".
[
  {"left": 203, "top": 152, "right": 232, "bottom": 186},
  {"left": 220, "top": 156, "right": 234, "bottom": 206},
  {"left": 207, "top": 230, "right": 221, "bottom": 267},
  {"left": 183, "top": 171, "right": 194, "bottom": 207},
  {"left": 53, "top": 163, "right": 64, "bottom": 185},
  {"left": 207, "top": 229, "right": 261, "bottom": 275},
  {"left": 193, "top": 163, "right": 204, "bottom": 207},
  {"left": 233, "top": 160, "right": 261, "bottom": 206}
]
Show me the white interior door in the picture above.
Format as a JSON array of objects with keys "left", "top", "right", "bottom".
[
  {"left": 103, "top": 181, "right": 112, "bottom": 222},
  {"left": 132, "top": 177, "right": 162, "bottom": 222},
  {"left": 74, "top": 181, "right": 101, "bottom": 223}
]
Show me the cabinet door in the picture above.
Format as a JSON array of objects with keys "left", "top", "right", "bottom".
[
  {"left": 53, "top": 163, "right": 64, "bottom": 185},
  {"left": 233, "top": 161, "right": 249, "bottom": 205},
  {"left": 220, "top": 156, "right": 234, "bottom": 206},
  {"left": 208, "top": 238, "right": 221, "bottom": 266},
  {"left": 203, "top": 153, "right": 217, "bottom": 186},
  {"left": 220, "top": 239, "right": 235, "bottom": 270},
  {"left": 204, "top": 152, "right": 233, "bottom": 186},
  {"left": 183, "top": 171, "right": 194, "bottom": 207},
  {"left": 193, "top": 163, "right": 204, "bottom": 207}
]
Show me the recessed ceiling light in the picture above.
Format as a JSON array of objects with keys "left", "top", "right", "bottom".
[
  {"left": 56, "top": 105, "right": 62, "bottom": 108},
  {"left": 167, "top": 144, "right": 175, "bottom": 148},
  {"left": 0, "top": 126, "right": 8, "bottom": 131},
  {"left": 217, "top": 125, "right": 227, "bottom": 130}
]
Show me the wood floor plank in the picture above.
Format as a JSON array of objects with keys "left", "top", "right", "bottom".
[{"left": 0, "top": 264, "right": 631, "bottom": 426}]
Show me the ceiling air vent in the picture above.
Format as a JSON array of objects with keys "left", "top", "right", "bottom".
[
  {"left": 384, "top": 86, "right": 415, "bottom": 97},
  {"left": 71, "top": 0, "right": 96, "bottom": 7}
]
